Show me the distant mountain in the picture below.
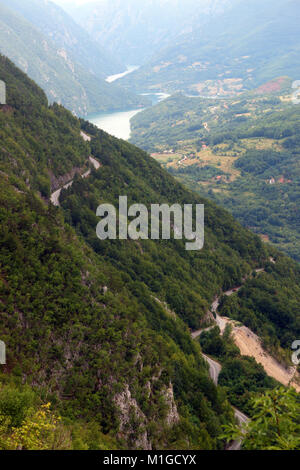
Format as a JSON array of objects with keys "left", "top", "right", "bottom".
[
  {"left": 118, "top": 0, "right": 300, "bottom": 95},
  {"left": 72, "top": 0, "right": 233, "bottom": 65},
  {"left": 0, "top": 0, "right": 123, "bottom": 78},
  {"left": 0, "top": 1, "right": 148, "bottom": 115}
]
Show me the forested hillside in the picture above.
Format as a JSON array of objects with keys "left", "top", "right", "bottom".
[
  {"left": 130, "top": 84, "right": 300, "bottom": 261},
  {"left": 0, "top": 1, "right": 147, "bottom": 115},
  {"left": 0, "top": 55, "right": 299, "bottom": 450}
]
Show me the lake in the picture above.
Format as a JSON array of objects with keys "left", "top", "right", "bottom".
[
  {"left": 106, "top": 65, "right": 140, "bottom": 83},
  {"left": 88, "top": 92, "right": 170, "bottom": 141},
  {"left": 88, "top": 108, "right": 145, "bottom": 141},
  {"left": 89, "top": 65, "right": 170, "bottom": 140}
]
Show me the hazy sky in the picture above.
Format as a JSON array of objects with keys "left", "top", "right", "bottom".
[
  {"left": 53, "top": 0, "right": 214, "bottom": 7},
  {"left": 53, "top": 0, "right": 95, "bottom": 7}
]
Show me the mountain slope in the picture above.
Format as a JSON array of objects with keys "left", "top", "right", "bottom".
[
  {"left": 73, "top": 0, "right": 233, "bottom": 65},
  {"left": 0, "top": 2, "right": 147, "bottom": 115},
  {"left": 0, "top": 0, "right": 123, "bottom": 78},
  {"left": 119, "top": 0, "right": 300, "bottom": 95},
  {"left": 0, "top": 53, "right": 235, "bottom": 450},
  {"left": 0, "top": 55, "right": 299, "bottom": 449}
]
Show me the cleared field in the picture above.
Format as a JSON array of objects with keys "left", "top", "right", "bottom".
[
  {"left": 150, "top": 152, "right": 182, "bottom": 164},
  {"left": 242, "top": 137, "right": 284, "bottom": 151},
  {"left": 151, "top": 135, "right": 284, "bottom": 190},
  {"left": 195, "top": 148, "right": 240, "bottom": 182}
]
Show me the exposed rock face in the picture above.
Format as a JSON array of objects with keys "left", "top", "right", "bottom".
[
  {"left": 49, "top": 167, "right": 83, "bottom": 191},
  {"left": 114, "top": 384, "right": 152, "bottom": 450},
  {"left": 201, "top": 309, "right": 215, "bottom": 326},
  {"left": 114, "top": 380, "right": 180, "bottom": 449},
  {"left": 231, "top": 324, "right": 300, "bottom": 393},
  {"left": 164, "top": 383, "right": 180, "bottom": 427}
]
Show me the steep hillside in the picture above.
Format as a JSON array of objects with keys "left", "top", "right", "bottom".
[
  {"left": 120, "top": 0, "right": 300, "bottom": 95},
  {"left": 0, "top": 2, "right": 148, "bottom": 115},
  {"left": 0, "top": 54, "right": 236, "bottom": 450},
  {"left": 0, "top": 55, "right": 299, "bottom": 450},
  {"left": 0, "top": 0, "right": 123, "bottom": 78}
]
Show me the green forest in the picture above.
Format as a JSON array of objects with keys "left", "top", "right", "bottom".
[{"left": 0, "top": 54, "right": 299, "bottom": 450}]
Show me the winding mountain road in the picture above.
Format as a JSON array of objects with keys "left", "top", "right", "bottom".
[
  {"left": 50, "top": 130, "right": 101, "bottom": 207},
  {"left": 193, "top": 264, "right": 300, "bottom": 447},
  {"left": 201, "top": 347, "right": 249, "bottom": 450},
  {"left": 229, "top": 408, "right": 249, "bottom": 450},
  {"left": 50, "top": 156, "right": 100, "bottom": 207},
  {"left": 50, "top": 180, "right": 73, "bottom": 207},
  {"left": 202, "top": 353, "right": 221, "bottom": 386},
  {"left": 192, "top": 274, "right": 264, "bottom": 449},
  {"left": 53, "top": 128, "right": 250, "bottom": 449}
]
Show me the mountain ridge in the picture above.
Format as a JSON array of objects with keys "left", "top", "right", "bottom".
[
  {"left": 0, "top": 1, "right": 148, "bottom": 116},
  {"left": 73, "top": 0, "right": 234, "bottom": 65},
  {"left": 118, "top": 0, "right": 300, "bottom": 95}
]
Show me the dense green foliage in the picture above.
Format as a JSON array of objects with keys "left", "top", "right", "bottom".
[
  {"left": 0, "top": 2, "right": 148, "bottom": 115},
  {"left": 62, "top": 120, "right": 267, "bottom": 330},
  {"left": 0, "top": 54, "right": 239, "bottom": 449},
  {"left": 0, "top": 377, "right": 118, "bottom": 450},
  {"left": 222, "top": 387, "right": 300, "bottom": 450},
  {"left": 0, "top": 55, "right": 90, "bottom": 196},
  {"left": 0, "top": 54, "right": 299, "bottom": 449},
  {"left": 0, "top": 130, "right": 231, "bottom": 449}
]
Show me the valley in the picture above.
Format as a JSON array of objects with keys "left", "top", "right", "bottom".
[
  {"left": 0, "top": 0, "right": 149, "bottom": 115},
  {"left": 118, "top": 0, "right": 300, "bottom": 98},
  {"left": 130, "top": 84, "right": 300, "bottom": 261},
  {"left": 2, "top": 52, "right": 300, "bottom": 450}
]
